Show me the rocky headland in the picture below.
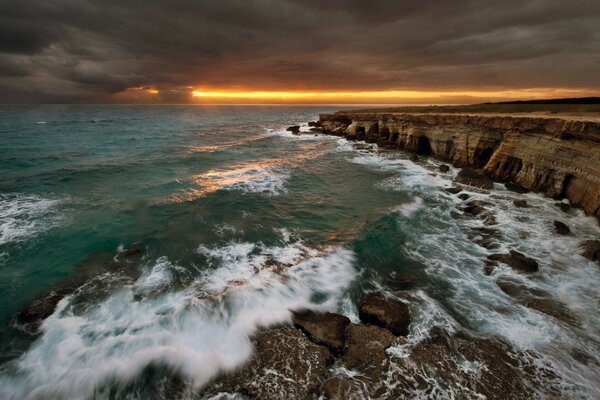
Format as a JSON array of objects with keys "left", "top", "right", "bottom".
[{"left": 317, "top": 111, "right": 600, "bottom": 221}]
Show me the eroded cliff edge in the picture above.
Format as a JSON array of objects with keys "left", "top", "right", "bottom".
[{"left": 319, "top": 112, "right": 600, "bottom": 220}]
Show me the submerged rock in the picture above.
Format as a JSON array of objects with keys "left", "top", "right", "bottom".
[
  {"left": 211, "top": 326, "right": 332, "bottom": 400},
  {"left": 556, "top": 202, "right": 571, "bottom": 213},
  {"left": 292, "top": 310, "right": 350, "bottom": 353},
  {"left": 579, "top": 240, "right": 600, "bottom": 262},
  {"left": 488, "top": 250, "right": 539, "bottom": 273},
  {"left": 458, "top": 193, "right": 471, "bottom": 200},
  {"left": 513, "top": 199, "right": 528, "bottom": 208},
  {"left": 358, "top": 294, "right": 411, "bottom": 336},
  {"left": 454, "top": 168, "right": 494, "bottom": 190},
  {"left": 553, "top": 220, "right": 571, "bottom": 235}
]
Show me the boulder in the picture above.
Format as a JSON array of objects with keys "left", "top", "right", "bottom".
[
  {"left": 454, "top": 168, "right": 494, "bottom": 190},
  {"left": 409, "top": 154, "right": 419, "bottom": 162},
  {"left": 579, "top": 240, "right": 600, "bottom": 262},
  {"left": 292, "top": 310, "right": 350, "bottom": 353},
  {"left": 286, "top": 125, "right": 301, "bottom": 134},
  {"left": 553, "top": 220, "right": 570, "bottom": 235},
  {"left": 488, "top": 250, "right": 539, "bottom": 273},
  {"left": 439, "top": 164, "right": 450, "bottom": 173},
  {"left": 444, "top": 187, "right": 462, "bottom": 194},
  {"left": 458, "top": 193, "right": 471, "bottom": 200},
  {"left": 358, "top": 294, "right": 410, "bottom": 336},
  {"left": 513, "top": 199, "right": 528, "bottom": 208}
]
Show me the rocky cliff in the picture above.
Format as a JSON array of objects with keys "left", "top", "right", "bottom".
[{"left": 319, "top": 112, "right": 600, "bottom": 220}]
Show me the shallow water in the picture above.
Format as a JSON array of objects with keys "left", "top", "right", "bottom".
[{"left": 0, "top": 105, "right": 599, "bottom": 399}]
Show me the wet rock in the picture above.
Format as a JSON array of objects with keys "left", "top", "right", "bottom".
[
  {"left": 322, "top": 377, "right": 363, "bottom": 400},
  {"left": 309, "top": 127, "right": 323, "bottom": 133},
  {"left": 496, "top": 276, "right": 577, "bottom": 325},
  {"left": 292, "top": 310, "right": 350, "bottom": 353},
  {"left": 212, "top": 326, "right": 332, "bottom": 400},
  {"left": 458, "top": 193, "right": 471, "bottom": 200},
  {"left": 579, "top": 240, "right": 600, "bottom": 262},
  {"left": 505, "top": 182, "right": 529, "bottom": 194},
  {"left": 488, "top": 250, "right": 539, "bottom": 272},
  {"left": 439, "top": 164, "right": 450, "bottom": 173},
  {"left": 555, "top": 202, "right": 571, "bottom": 213},
  {"left": 463, "top": 200, "right": 490, "bottom": 216},
  {"left": 513, "top": 199, "right": 528, "bottom": 208},
  {"left": 386, "top": 272, "right": 417, "bottom": 291},
  {"left": 454, "top": 167, "right": 494, "bottom": 190},
  {"left": 409, "top": 154, "right": 419, "bottom": 162},
  {"left": 553, "top": 220, "right": 570, "bottom": 235},
  {"left": 286, "top": 125, "right": 301, "bottom": 134},
  {"left": 342, "top": 323, "right": 396, "bottom": 369},
  {"left": 13, "top": 252, "right": 136, "bottom": 334},
  {"left": 484, "top": 260, "right": 498, "bottom": 275},
  {"left": 308, "top": 121, "right": 321, "bottom": 127},
  {"left": 444, "top": 187, "right": 462, "bottom": 194},
  {"left": 358, "top": 294, "right": 411, "bottom": 336},
  {"left": 469, "top": 227, "right": 502, "bottom": 250}
]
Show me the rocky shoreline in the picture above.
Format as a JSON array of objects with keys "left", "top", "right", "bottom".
[{"left": 316, "top": 112, "right": 600, "bottom": 222}]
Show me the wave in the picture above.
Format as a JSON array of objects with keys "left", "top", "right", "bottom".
[
  {"left": 0, "top": 231, "right": 356, "bottom": 399},
  {"left": 0, "top": 193, "right": 63, "bottom": 246}
]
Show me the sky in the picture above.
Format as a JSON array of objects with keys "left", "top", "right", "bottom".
[{"left": 1, "top": 0, "right": 599, "bottom": 104}]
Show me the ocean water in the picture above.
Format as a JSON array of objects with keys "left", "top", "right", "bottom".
[{"left": 0, "top": 105, "right": 599, "bottom": 399}]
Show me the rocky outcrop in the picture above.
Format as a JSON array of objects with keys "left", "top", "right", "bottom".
[
  {"left": 292, "top": 310, "right": 350, "bottom": 353},
  {"left": 358, "top": 293, "right": 411, "bottom": 336},
  {"left": 319, "top": 112, "right": 600, "bottom": 220}
]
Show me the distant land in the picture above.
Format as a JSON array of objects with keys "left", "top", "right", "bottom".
[{"left": 489, "top": 97, "right": 600, "bottom": 105}]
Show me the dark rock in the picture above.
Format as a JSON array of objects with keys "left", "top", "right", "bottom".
[
  {"left": 553, "top": 220, "right": 570, "bottom": 235},
  {"left": 555, "top": 202, "right": 571, "bottom": 213},
  {"left": 211, "top": 326, "right": 332, "bottom": 400},
  {"left": 458, "top": 193, "right": 471, "bottom": 200},
  {"left": 439, "top": 164, "right": 450, "bottom": 173},
  {"left": 409, "top": 154, "right": 419, "bottom": 162},
  {"left": 484, "top": 261, "right": 498, "bottom": 275},
  {"left": 505, "top": 182, "right": 529, "bottom": 194},
  {"left": 579, "top": 240, "right": 600, "bottom": 262},
  {"left": 286, "top": 125, "right": 301, "bottom": 134},
  {"left": 124, "top": 245, "right": 142, "bottom": 257},
  {"left": 525, "top": 298, "right": 578, "bottom": 325},
  {"left": 469, "top": 227, "right": 502, "bottom": 250},
  {"left": 358, "top": 294, "right": 410, "bottom": 336},
  {"left": 444, "top": 187, "right": 462, "bottom": 194},
  {"left": 496, "top": 277, "right": 524, "bottom": 297},
  {"left": 308, "top": 121, "right": 321, "bottom": 127},
  {"left": 463, "top": 204, "right": 485, "bottom": 216},
  {"left": 488, "top": 250, "right": 539, "bottom": 272},
  {"left": 292, "top": 310, "right": 350, "bottom": 353},
  {"left": 454, "top": 168, "right": 494, "bottom": 190},
  {"left": 513, "top": 199, "right": 528, "bottom": 208},
  {"left": 342, "top": 323, "right": 396, "bottom": 369}
]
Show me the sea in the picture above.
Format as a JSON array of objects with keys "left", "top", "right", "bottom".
[{"left": 0, "top": 105, "right": 599, "bottom": 399}]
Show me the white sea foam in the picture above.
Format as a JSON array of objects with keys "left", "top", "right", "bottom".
[
  {"left": 0, "top": 233, "right": 356, "bottom": 399},
  {"left": 0, "top": 193, "right": 62, "bottom": 246}
]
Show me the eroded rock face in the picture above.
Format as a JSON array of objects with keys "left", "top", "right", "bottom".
[
  {"left": 292, "top": 310, "right": 350, "bottom": 353},
  {"left": 358, "top": 294, "right": 411, "bottom": 336},
  {"left": 488, "top": 250, "right": 539, "bottom": 272},
  {"left": 319, "top": 112, "right": 600, "bottom": 221},
  {"left": 210, "top": 326, "right": 332, "bottom": 400}
]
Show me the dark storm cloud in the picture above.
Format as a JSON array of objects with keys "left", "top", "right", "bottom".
[{"left": 0, "top": 0, "right": 599, "bottom": 102}]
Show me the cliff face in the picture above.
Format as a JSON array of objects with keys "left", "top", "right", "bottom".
[{"left": 319, "top": 112, "right": 600, "bottom": 220}]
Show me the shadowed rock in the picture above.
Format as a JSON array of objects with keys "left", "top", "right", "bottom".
[
  {"left": 579, "top": 240, "right": 600, "bottom": 262},
  {"left": 553, "top": 220, "right": 570, "bottom": 235},
  {"left": 444, "top": 187, "right": 461, "bottom": 194},
  {"left": 286, "top": 125, "right": 301, "bottom": 134},
  {"left": 292, "top": 310, "right": 350, "bottom": 353},
  {"left": 439, "top": 164, "right": 450, "bottom": 173},
  {"left": 358, "top": 294, "right": 410, "bottom": 336},
  {"left": 505, "top": 182, "right": 529, "bottom": 194},
  {"left": 555, "top": 202, "right": 571, "bottom": 213},
  {"left": 488, "top": 250, "right": 539, "bottom": 272},
  {"left": 455, "top": 168, "right": 494, "bottom": 190},
  {"left": 458, "top": 193, "right": 471, "bottom": 200}
]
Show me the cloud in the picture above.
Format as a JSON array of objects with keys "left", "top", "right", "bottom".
[{"left": 0, "top": 0, "right": 599, "bottom": 102}]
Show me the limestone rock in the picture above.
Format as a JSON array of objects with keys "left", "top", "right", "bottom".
[{"left": 292, "top": 310, "right": 350, "bottom": 353}]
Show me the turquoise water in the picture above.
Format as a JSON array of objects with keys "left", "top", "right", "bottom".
[{"left": 1, "top": 105, "right": 600, "bottom": 398}]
